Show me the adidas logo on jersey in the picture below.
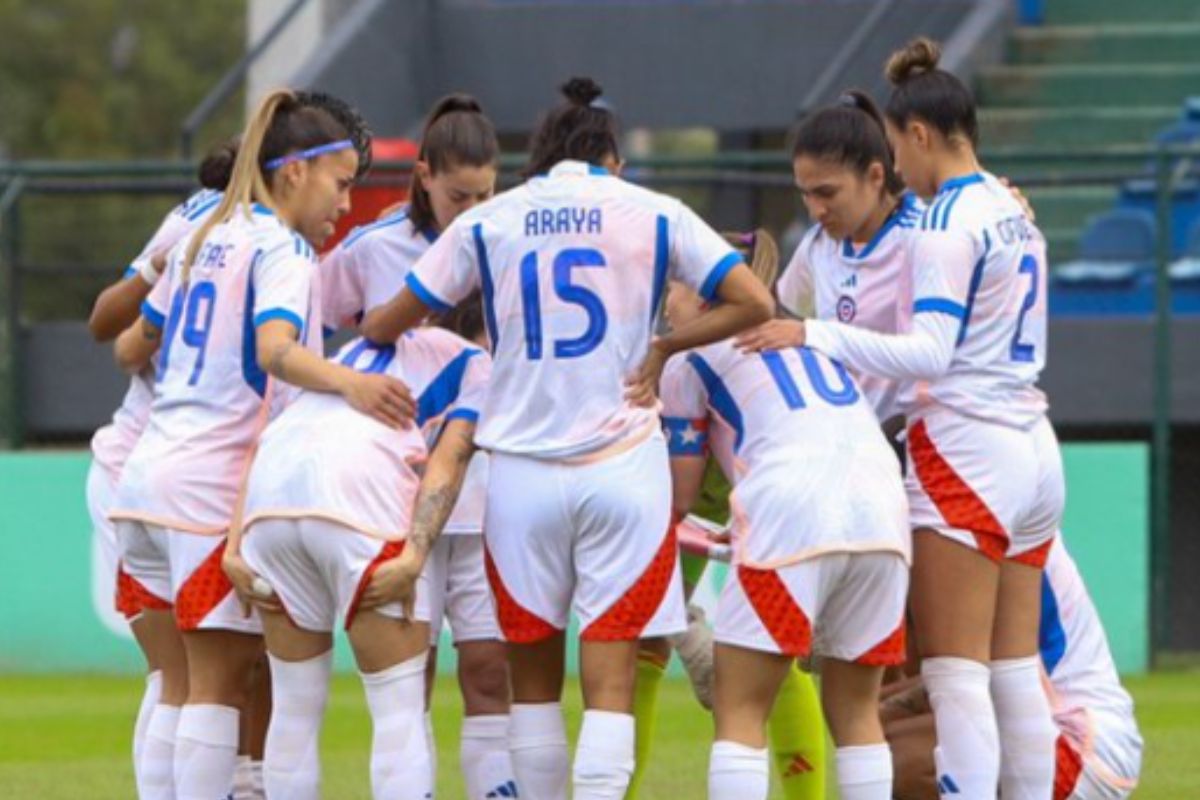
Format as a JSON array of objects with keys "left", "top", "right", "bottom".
[
  {"left": 486, "top": 779, "right": 520, "bottom": 797},
  {"left": 840, "top": 274, "right": 858, "bottom": 289},
  {"left": 937, "top": 773, "right": 961, "bottom": 794}
]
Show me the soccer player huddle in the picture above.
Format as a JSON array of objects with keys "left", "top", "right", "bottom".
[{"left": 85, "top": 36, "right": 1144, "bottom": 800}]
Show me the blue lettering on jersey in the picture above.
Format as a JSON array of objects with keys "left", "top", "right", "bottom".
[
  {"left": 195, "top": 241, "right": 234, "bottom": 270},
  {"left": 523, "top": 207, "right": 602, "bottom": 236}
]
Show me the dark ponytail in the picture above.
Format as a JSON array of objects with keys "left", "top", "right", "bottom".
[
  {"left": 791, "top": 89, "right": 905, "bottom": 197},
  {"left": 883, "top": 37, "right": 978, "bottom": 147},
  {"left": 409, "top": 94, "right": 500, "bottom": 232},
  {"left": 525, "top": 77, "right": 620, "bottom": 178},
  {"left": 197, "top": 136, "right": 239, "bottom": 190}
]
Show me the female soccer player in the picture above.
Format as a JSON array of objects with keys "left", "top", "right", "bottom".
[
  {"left": 660, "top": 240, "right": 909, "bottom": 800},
  {"left": 363, "top": 77, "right": 774, "bottom": 800},
  {"left": 86, "top": 141, "right": 233, "bottom": 797},
  {"left": 109, "top": 88, "right": 412, "bottom": 800},
  {"left": 234, "top": 326, "right": 491, "bottom": 800},
  {"left": 764, "top": 39, "right": 1065, "bottom": 799},
  {"left": 321, "top": 93, "right": 516, "bottom": 799},
  {"left": 883, "top": 535, "right": 1143, "bottom": 800}
]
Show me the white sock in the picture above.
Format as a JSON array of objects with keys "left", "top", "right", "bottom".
[
  {"left": 922, "top": 657, "right": 999, "bottom": 799},
  {"left": 250, "top": 760, "right": 264, "bottom": 799},
  {"left": 991, "top": 656, "right": 1058, "bottom": 799},
  {"left": 361, "top": 654, "right": 432, "bottom": 800},
  {"left": 708, "top": 740, "right": 769, "bottom": 800},
  {"left": 425, "top": 711, "right": 438, "bottom": 790},
  {"left": 173, "top": 703, "right": 240, "bottom": 800},
  {"left": 835, "top": 744, "right": 893, "bottom": 800},
  {"left": 573, "top": 710, "right": 635, "bottom": 799},
  {"left": 233, "top": 755, "right": 253, "bottom": 799},
  {"left": 461, "top": 714, "right": 518, "bottom": 800},
  {"left": 133, "top": 671, "right": 163, "bottom": 788},
  {"left": 263, "top": 651, "right": 332, "bottom": 800},
  {"left": 138, "top": 703, "right": 180, "bottom": 800},
  {"left": 509, "top": 703, "right": 568, "bottom": 800}
]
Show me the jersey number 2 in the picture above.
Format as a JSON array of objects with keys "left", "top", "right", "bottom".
[
  {"left": 1010, "top": 254, "right": 1038, "bottom": 363},
  {"left": 520, "top": 248, "right": 607, "bottom": 360}
]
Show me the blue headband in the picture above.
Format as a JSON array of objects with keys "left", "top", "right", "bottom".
[{"left": 264, "top": 139, "right": 354, "bottom": 171}]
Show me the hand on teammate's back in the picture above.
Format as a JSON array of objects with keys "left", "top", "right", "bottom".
[
  {"left": 735, "top": 318, "right": 807, "bottom": 353},
  {"left": 625, "top": 339, "right": 671, "bottom": 408},
  {"left": 343, "top": 372, "right": 415, "bottom": 429},
  {"left": 360, "top": 552, "right": 423, "bottom": 620}
]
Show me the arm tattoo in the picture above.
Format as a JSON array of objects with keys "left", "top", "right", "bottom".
[
  {"left": 267, "top": 340, "right": 295, "bottom": 380},
  {"left": 407, "top": 427, "right": 476, "bottom": 553}
]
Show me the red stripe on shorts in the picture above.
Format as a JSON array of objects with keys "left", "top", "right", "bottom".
[
  {"left": 736, "top": 565, "right": 813, "bottom": 658},
  {"left": 1054, "top": 734, "right": 1084, "bottom": 800},
  {"left": 1010, "top": 537, "right": 1054, "bottom": 569},
  {"left": 344, "top": 540, "right": 405, "bottom": 631},
  {"left": 855, "top": 616, "right": 907, "bottom": 666},
  {"left": 908, "top": 419, "right": 1008, "bottom": 562},
  {"left": 582, "top": 527, "right": 679, "bottom": 642},
  {"left": 483, "top": 542, "right": 559, "bottom": 644},
  {"left": 174, "top": 539, "right": 233, "bottom": 631},
  {"left": 115, "top": 564, "right": 171, "bottom": 619}
]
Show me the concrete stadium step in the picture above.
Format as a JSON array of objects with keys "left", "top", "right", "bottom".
[
  {"left": 977, "top": 64, "right": 1200, "bottom": 108},
  {"left": 1009, "top": 23, "right": 1200, "bottom": 66},
  {"left": 1044, "top": 0, "right": 1200, "bottom": 25},
  {"left": 1023, "top": 185, "right": 1118, "bottom": 233},
  {"left": 979, "top": 106, "right": 1178, "bottom": 149}
]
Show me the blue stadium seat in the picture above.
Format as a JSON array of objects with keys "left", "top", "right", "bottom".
[
  {"left": 1051, "top": 209, "right": 1157, "bottom": 315},
  {"left": 1170, "top": 218, "right": 1200, "bottom": 313}
]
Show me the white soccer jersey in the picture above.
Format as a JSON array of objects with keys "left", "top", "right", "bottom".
[
  {"left": 1041, "top": 537, "right": 1143, "bottom": 774},
  {"left": 805, "top": 172, "right": 1049, "bottom": 430},
  {"left": 776, "top": 191, "right": 924, "bottom": 422},
  {"left": 408, "top": 159, "right": 744, "bottom": 460},
  {"left": 90, "top": 189, "right": 224, "bottom": 482},
  {"left": 320, "top": 206, "right": 437, "bottom": 332},
  {"left": 660, "top": 339, "right": 908, "bottom": 566},
  {"left": 110, "top": 204, "right": 322, "bottom": 533},
  {"left": 244, "top": 327, "right": 490, "bottom": 540}
]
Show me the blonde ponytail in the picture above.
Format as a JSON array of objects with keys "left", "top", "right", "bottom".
[
  {"left": 183, "top": 89, "right": 295, "bottom": 282},
  {"left": 724, "top": 228, "right": 780, "bottom": 291}
]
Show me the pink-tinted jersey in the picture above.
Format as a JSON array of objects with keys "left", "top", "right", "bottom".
[
  {"left": 90, "top": 189, "right": 223, "bottom": 482},
  {"left": 110, "top": 204, "right": 322, "bottom": 533},
  {"left": 805, "top": 172, "right": 1050, "bottom": 430},
  {"left": 244, "top": 328, "right": 490, "bottom": 540},
  {"left": 408, "top": 159, "right": 744, "bottom": 460},
  {"left": 320, "top": 206, "right": 436, "bottom": 332},
  {"left": 660, "top": 339, "right": 907, "bottom": 566},
  {"left": 776, "top": 192, "right": 924, "bottom": 422}
]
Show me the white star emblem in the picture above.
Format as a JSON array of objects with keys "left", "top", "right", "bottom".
[{"left": 679, "top": 424, "right": 701, "bottom": 445}]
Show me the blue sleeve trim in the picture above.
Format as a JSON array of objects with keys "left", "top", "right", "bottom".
[
  {"left": 405, "top": 271, "right": 454, "bottom": 314},
  {"left": 700, "top": 251, "right": 744, "bottom": 303},
  {"left": 254, "top": 308, "right": 304, "bottom": 331},
  {"left": 913, "top": 297, "right": 967, "bottom": 319},
  {"left": 141, "top": 299, "right": 166, "bottom": 329},
  {"left": 663, "top": 416, "right": 709, "bottom": 457},
  {"left": 445, "top": 408, "right": 480, "bottom": 424}
]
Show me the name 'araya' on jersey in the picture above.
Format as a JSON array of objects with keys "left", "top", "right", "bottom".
[{"left": 524, "top": 206, "right": 603, "bottom": 236}]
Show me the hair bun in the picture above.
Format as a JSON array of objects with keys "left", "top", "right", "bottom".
[
  {"left": 431, "top": 93, "right": 484, "bottom": 120},
  {"left": 197, "top": 136, "right": 239, "bottom": 190},
  {"left": 561, "top": 77, "right": 603, "bottom": 107},
  {"left": 885, "top": 37, "right": 941, "bottom": 85}
]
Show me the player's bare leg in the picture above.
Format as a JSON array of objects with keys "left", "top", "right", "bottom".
[
  {"left": 234, "top": 652, "right": 271, "bottom": 799},
  {"left": 507, "top": 632, "right": 569, "bottom": 800},
  {"left": 177, "top": 629, "right": 263, "bottom": 799},
  {"left": 709, "top": 643, "right": 792, "bottom": 799},
  {"left": 573, "top": 639, "right": 641, "bottom": 798},
  {"left": 909, "top": 530, "right": 1000, "bottom": 797},
  {"left": 991, "top": 558, "right": 1057, "bottom": 799},
  {"left": 822, "top": 658, "right": 893, "bottom": 799},
  {"left": 348, "top": 610, "right": 432, "bottom": 800},
  {"left": 457, "top": 639, "right": 517, "bottom": 799}
]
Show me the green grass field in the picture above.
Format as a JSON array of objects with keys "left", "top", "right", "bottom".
[{"left": 1, "top": 671, "right": 1197, "bottom": 798}]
